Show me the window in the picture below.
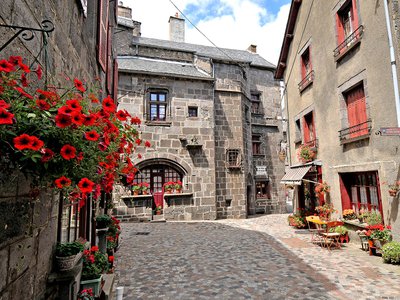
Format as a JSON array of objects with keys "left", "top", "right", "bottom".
[
  {"left": 250, "top": 93, "right": 262, "bottom": 114},
  {"left": 134, "top": 164, "right": 182, "bottom": 193},
  {"left": 302, "top": 111, "right": 316, "bottom": 147},
  {"left": 294, "top": 119, "right": 302, "bottom": 143},
  {"left": 148, "top": 91, "right": 167, "bottom": 121},
  {"left": 335, "top": 0, "right": 362, "bottom": 58},
  {"left": 59, "top": 200, "right": 80, "bottom": 243},
  {"left": 256, "top": 182, "right": 270, "bottom": 199},
  {"left": 301, "top": 47, "right": 312, "bottom": 79},
  {"left": 344, "top": 84, "right": 368, "bottom": 138},
  {"left": 340, "top": 172, "right": 382, "bottom": 218},
  {"left": 188, "top": 106, "right": 198, "bottom": 117},
  {"left": 252, "top": 135, "right": 261, "bottom": 155},
  {"left": 226, "top": 149, "right": 241, "bottom": 168}
]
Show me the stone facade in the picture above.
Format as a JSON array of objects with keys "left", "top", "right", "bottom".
[
  {"left": 115, "top": 7, "right": 286, "bottom": 221},
  {"left": 276, "top": 0, "right": 400, "bottom": 238},
  {"left": 0, "top": 1, "right": 117, "bottom": 299}
]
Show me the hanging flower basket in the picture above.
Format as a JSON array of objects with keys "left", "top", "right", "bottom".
[{"left": 297, "top": 145, "right": 316, "bottom": 163}]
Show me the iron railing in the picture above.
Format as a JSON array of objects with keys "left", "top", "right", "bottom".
[
  {"left": 303, "top": 138, "right": 319, "bottom": 149},
  {"left": 334, "top": 25, "right": 364, "bottom": 59},
  {"left": 298, "top": 70, "right": 314, "bottom": 92},
  {"left": 339, "top": 119, "right": 372, "bottom": 142}
]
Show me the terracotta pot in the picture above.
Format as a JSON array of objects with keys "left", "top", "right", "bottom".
[
  {"left": 165, "top": 189, "right": 172, "bottom": 194},
  {"left": 142, "top": 190, "right": 148, "bottom": 195},
  {"left": 156, "top": 211, "right": 161, "bottom": 215},
  {"left": 133, "top": 190, "right": 140, "bottom": 196},
  {"left": 389, "top": 189, "right": 398, "bottom": 197},
  {"left": 175, "top": 189, "right": 182, "bottom": 194}
]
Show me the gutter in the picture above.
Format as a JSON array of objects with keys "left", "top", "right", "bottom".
[{"left": 383, "top": 0, "right": 400, "bottom": 127}]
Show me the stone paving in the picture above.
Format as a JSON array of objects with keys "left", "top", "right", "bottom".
[{"left": 114, "top": 214, "right": 400, "bottom": 300}]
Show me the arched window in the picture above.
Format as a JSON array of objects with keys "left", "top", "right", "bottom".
[{"left": 134, "top": 164, "right": 183, "bottom": 193}]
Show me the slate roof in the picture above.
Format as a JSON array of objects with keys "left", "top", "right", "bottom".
[
  {"left": 131, "top": 36, "right": 276, "bottom": 69},
  {"left": 118, "top": 56, "right": 213, "bottom": 80}
]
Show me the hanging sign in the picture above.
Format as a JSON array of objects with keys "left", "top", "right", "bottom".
[{"left": 256, "top": 166, "right": 267, "bottom": 176}]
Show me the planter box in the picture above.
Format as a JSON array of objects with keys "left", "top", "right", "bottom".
[
  {"left": 80, "top": 275, "right": 102, "bottom": 297},
  {"left": 56, "top": 252, "right": 83, "bottom": 271}
]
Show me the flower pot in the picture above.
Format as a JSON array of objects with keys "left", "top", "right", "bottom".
[
  {"left": 80, "top": 275, "right": 102, "bottom": 297},
  {"left": 373, "top": 239, "right": 387, "bottom": 249},
  {"left": 142, "top": 190, "right": 148, "bottom": 195},
  {"left": 133, "top": 190, "right": 140, "bottom": 196},
  {"left": 175, "top": 189, "right": 182, "bottom": 194},
  {"left": 165, "top": 189, "right": 172, "bottom": 194},
  {"left": 340, "top": 234, "right": 349, "bottom": 244},
  {"left": 156, "top": 210, "right": 161, "bottom": 215},
  {"left": 389, "top": 189, "right": 398, "bottom": 197},
  {"left": 56, "top": 252, "right": 83, "bottom": 271}
]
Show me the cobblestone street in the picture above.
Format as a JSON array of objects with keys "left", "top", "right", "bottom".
[{"left": 114, "top": 215, "right": 400, "bottom": 300}]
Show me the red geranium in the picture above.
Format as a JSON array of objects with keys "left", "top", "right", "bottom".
[
  {"left": 60, "top": 144, "right": 77, "bottom": 160},
  {"left": 58, "top": 105, "right": 74, "bottom": 115},
  {"left": 74, "top": 78, "right": 85, "bottom": 93},
  {"left": 71, "top": 111, "right": 84, "bottom": 126},
  {"left": 116, "top": 110, "right": 128, "bottom": 121},
  {"left": 0, "top": 108, "right": 14, "bottom": 125},
  {"left": 66, "top": 99, "right": 82, "bottom": 111},
  {"left": 83, "top": 114, "right": 97, "bottom": 126},
  {"left": 54, "top": 176, "right": 71, "bottom": 188}
]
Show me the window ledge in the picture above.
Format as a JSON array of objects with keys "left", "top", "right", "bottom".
[
  {"left": 145, "top": 121, "right": 172, "bottom": 127},
  {"left": 340, "top": 133, "right": 370, "bottom": 145},
  {"left": 251, "top": 113, "right": 264, "bottom": 117},
  {"left": 252, "top": 154, "right": 264, "bottom": 157},
  {"left": 335, "top": 38, "right": 361, "bottom": 62}
]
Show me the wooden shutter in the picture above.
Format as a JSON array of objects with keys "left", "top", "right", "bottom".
[
  {"left": 351, "top": 0, "right": 359, "bottom": 30},
  {"left": 336, "top": 14, "right": 345, "bottom": 46},
  {"left": 113, "top": 59, "right": 119, "bottom": 103},
  {"left": 106, "top": 25, "right": 112, "bottom": 94},
  {"left": 300, "top": 56, "right": 306, "bottom": 79},
  {"left": 302, "top": 117, "right": 310, "bottom": 143},
  {"left": 339, "top": 175, "right": 351, "bottom": 210},
  {"left": 347, "top": 85, "right": 367, "bottom": 138},
  {"left": 97, "top": 0, "right": 109, "bottom": 72}
]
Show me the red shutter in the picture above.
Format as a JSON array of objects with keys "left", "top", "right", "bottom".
[
  {"left": 311, "top": 111, "right": 316, "bottom": 142},
  {"left": 339, "top": 175, "right": 351, "bottom": 210},
  {"left": 347, "top": 85, "right": 367, "bottom": 138},
  {"left": 302, "top": 117, "right": 310, "bottom": 143},
  {"left": 97, "top": 0, "right": 109, "bottom": 72},
  {"left": 308, "top": 46, "right": 312, "bottom": 72},
  {"left": 336, "top": 14, "right": 345, "bottom": 46},
  {"left": 351, "top": 0, "right": 359, "bottom": 29},
  {"left": 106, "top": 25, "right": 112, "bottom": 94},
  {"left": 113, "top": 59, "right": 119, "bottom": 103},
  {"left": 300, "top": 56, "right": 306, "bottom": 79}
]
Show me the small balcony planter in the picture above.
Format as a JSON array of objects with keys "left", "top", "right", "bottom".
[
  {"left": 80, "top": 275, "right": 102, "bottom": 298},
  {"left": 95, "top": 214, "right": 112, "bottom": 229},
  {"left": 55, "top": 241, "right": 84, "bottom": 271}
]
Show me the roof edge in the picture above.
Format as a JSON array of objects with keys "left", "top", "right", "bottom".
[{"left": 274, "top": 0, "right": 302, "bottom": 79}]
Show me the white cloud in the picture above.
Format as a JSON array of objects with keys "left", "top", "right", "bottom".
[{"left": 122, "top": 0, "right": 290, "bottom": 65}]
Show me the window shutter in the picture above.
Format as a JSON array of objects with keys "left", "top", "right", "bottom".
[
  {"left": 351, "top": 0, "right": 359, "bottom": 30},
  {"left": 346, "top": 85, "right": 367, "bottom": 138},
  {"left": 300, "top": 57, "right": 306, "bottom": 79},
  {"left": 113, "top": 59, "right": 118, "bottom": 103},
  {"left": 339, "top": 175, "right": 352, "bottom": 210},
  {"left": 106, "top": 25, "right": 112, "bottom": 94},
  {"left": 97, "top": 0, "right": 109, "bottom": 72},
  {"left": 302, "top": 117, "right": 310, "bottom": 143},
  {"left": 336, "top": 14, "right": 345, "bottom": 46}
]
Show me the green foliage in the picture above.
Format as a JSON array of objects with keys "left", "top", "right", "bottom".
[
  {"left": 82, "top": 246, "right": 109, "bottom": 280},
  {"left": 364, "top": 210, "right": 382, "bottom": 225},
  {"left": 56, "top": 241, "right": 84, "bottom": 257},
  {"left": 96, "top": 214, "right": 112, "bottom": 228},
  {"left": 382, "top": 241, "right": 400, "bottom": 264},
  {"left": 332, "top": 225, "right": 348, "bottom": 235}
]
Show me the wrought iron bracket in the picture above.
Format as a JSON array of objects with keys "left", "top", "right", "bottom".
[{"left": 0, "top": 20, "right": 54, "bottom": 52}]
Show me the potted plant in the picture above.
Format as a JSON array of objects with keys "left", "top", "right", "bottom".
[
  {"left": 388, "top": 180, "right": 400, "bottom": 197},
  {"left": 334, "top": 225, "right": 349, "bottom": 243},
  {"left": 314, "top": 181, "right": 330, "bottom": 197},
  {"left": 164, "top": 181, "right": 174, "bottom": 193},
  {"left": 365, "top": 224, "right": 392, "bottom": 251},
  {"left": 107, "top": 216, "right": 121, "bottom": 253},
  {"left": 174, "top": 180, "right": 183, "bottom": 193},
  {"left": 132, "top": 184, "right": 141, "bottom": 195},
  {"left": 77, "top": 288, "right": 95, "bottom": 300},
  {"left": 95, "top": 214, "right": 111, "bottom": 229},
  {"left": 81, "top": 246, "right": 109, "bottom": 297},
  {"left": 297, "top": 145, "right": 315, "bottom": 163},
  {"left": 55, "top": 241, "right": 85, "bottom": 271},
  {"left": 155, "top": 205, "right": 163, "bottom": 215},
  {"left": 315, "top": 203, "right": 336, "bottom": 221},
  {"left": 382, "top": 241, "right": 400, "bottom": 264},
  {"left": 342, "top": 209, "right": 357, "bottom": 220},
  {"left": 140, "top": 182, "right": 150, "bottom": 195}
]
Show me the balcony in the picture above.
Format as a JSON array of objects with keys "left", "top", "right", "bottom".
[
  {"left": 339, "top": 119, "right": 372, "bottom": 144},
  {"left": 298, "top": 70, "right": 314, "bottom": 93},
  {"left": 303, "top": 139, "right": 318, "bottom": 151},
  {"left": 334, "top": 25, "right": 364, "bottom": 62}
]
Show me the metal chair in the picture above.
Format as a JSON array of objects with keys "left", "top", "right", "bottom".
[
  {"left": 320, "top": 221, "right": 344, "bottom": 250},
  {"left": 305, "top": 216, "right": 324, "bottom": 244}
]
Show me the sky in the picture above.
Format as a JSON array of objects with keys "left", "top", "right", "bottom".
[{"left": 121, "top": 0, "right": 291, "bottom": 66}]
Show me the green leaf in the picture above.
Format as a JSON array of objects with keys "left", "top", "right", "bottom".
[{"left": 27, "top": 113, "right": 36, "bottom": 119}]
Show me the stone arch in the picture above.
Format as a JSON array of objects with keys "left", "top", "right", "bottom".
[{"left": 133, "top": 153, "right": 192, "bottom": 176}]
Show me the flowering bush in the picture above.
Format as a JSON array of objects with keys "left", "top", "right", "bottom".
[
  {"left": 0, "top": 55, "right": 150, "bottom": 202},
  {"left": 314, "top": 181, "right": 330, "bottom": 197},
  {"left": 382, "top": 241, "right": 400, "bottom": 264},
  {"left": 365, "top": 224, "right": 392, "bottom": 242},
  {"left": 140, "top": 182, "right": 149, "bottom": 192},
  {"left": 164, "top": 181, "right": 175, "bottom": 190},
  {"left": 297, "top": 145, "right": 315, "bottom": 163},
  {"left": 82, "top": 246, "right": 109, "bottom": 280},
  {"left": 342, "top": 209, "right": 356, "bottom": 220},
  {"left": 106, "top": 216, "right": 121, "bottom": 250},
  {"left": 132, "top": 184, "right": 141, "bottom": 192},
  {"left": 174, "top": 180, "right": 182, "bottom": 190},
  {"left": 77, "top": 288, "right": 94, "bottom": 300},
  {"left": 315, "top": 203, "right": 336, "bottom": 220}
]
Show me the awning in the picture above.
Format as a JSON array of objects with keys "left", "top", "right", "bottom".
[{"left": 280, "top": 165, "right": 312, "bottom": 185}]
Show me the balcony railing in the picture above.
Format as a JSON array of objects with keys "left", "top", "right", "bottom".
[
  {"left": 303, "top": 138, "right": 318, "bottom": 150},
  {"left": 334, "top": 25, "right": 364, "bottom": 61},
  {"left": 298, "top": 70, "right": 314, "bottom": 92},
  {"left": 339, "top": 119, "right": 372, "bottom": 144}
]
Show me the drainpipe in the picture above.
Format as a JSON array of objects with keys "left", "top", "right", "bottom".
[{"left": 383, "top": 0, "right": 400, "bottom": 127}]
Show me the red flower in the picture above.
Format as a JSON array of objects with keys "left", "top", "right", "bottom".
[
  {"left": 54, "top": 176, "right": 71, "bottom": 188},
  {"left": 35, "top": 64, "right": 42, "bottom": 80},
  {"left": 18, "top": 60, "right": 30, "bottom": 73},
  {"left": 85, "top": 130, "right": 100, "bottom": 141},
  {"left": 0, "top": 59, "right": 14, "bottom": 72},
  {"left": 102, "top": 96, "right": 116, "bottom": 113},
  {"left": 83, "top": 114, "right": 97, "bottom": 126},
  {"left": 90, "top": 245, "right": 99, "bottom": 252},
  {"left": 78, "top": 178, "right": 95, "bottom": 193},
  {"left": 60, "top": 144, "right": 77, "bottom": 160},
  {"left": 145, "top": 141, "right": 151, "bottom": 147},
  {"left": 14, "top": 87, "right": 33, "bottom": 99},
  {"left": 135, "top": 138, "right": 141, "bottom": 145},
  {"left": 0, "top": 108, "right": 14, "bottom": 125},
  {"left": 30, "top": 136, "right": 44, "bottom": 151},
  {"left": 0, "top": 100, "right": 10, "bottom": 109},
  {"left": 21, "top": 73, "right": 28, "bottom": 87},
  {"left": 36, "top": 99, "right": 51, "bottom": 110},
  {"left": 58, "top": 105, "right": 74, "bottom": 115},
  {"left": 137, "top": 153, "right": 142, "bottom": 159},
  {"left": 13, "top": 134, "right": 34, "bottom": 150},
  {"left": 41, "top": 148, "right": 55, "bottom": 162},
  {"left": 89, "top": 93, "right": 99, "bottom": 103},
  {"left": 71, "top": 111, "right": 84, "bottom": 126},
  {"left": 131, "top": 116, "right": 141, "bottom": 125},
  {"left": 108, "top": 256, "right": 114, "bottom": 263},
  {"left": 76, "top": 151, "right": 84, "bottom": 162},
  {"left": 116, "top": 110, "right": 128, "bottom": 121},
  {"left": 55, "top": 113, "right": 72, "bottom": 128},
  {"left": 66, "top": 99, "right": 82, "bottom": 111},
  {"left": 8, "top": 56, "right": 22, "bottom": 66},
  {"left": 74, "top": 78, "right": 85, "bottom": 92}
]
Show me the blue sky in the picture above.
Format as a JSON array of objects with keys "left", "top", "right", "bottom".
[{"left": 125, "top": 0, "right": 291, "bottom": 64}]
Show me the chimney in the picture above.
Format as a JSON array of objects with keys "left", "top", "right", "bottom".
[
  {"left": 117, "top": 2, "right": 132, "bottom": 19},
  {"left": 169, "top": 12, "right": 185, "bottom": 42},
  {"left": 247, "top": 44, "right": 257, "bottom": 53}
]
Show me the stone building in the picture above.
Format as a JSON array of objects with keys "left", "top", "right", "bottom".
[
  {"left": 276, "top": 0, "right": 400, "bottom": 237},
  {"left": 0, "top": 1, "right": 117, "bottom": 299},
  {"left": 114, "top": 5, "right": 285, "bottom": 221}
]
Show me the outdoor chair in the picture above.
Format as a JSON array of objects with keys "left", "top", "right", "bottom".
[
  {"left": 320, "top": 221, "right": 344, "bottom": 250},
  {"left": 305, "top": 216, "right": 324, "bottom": 244}
]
